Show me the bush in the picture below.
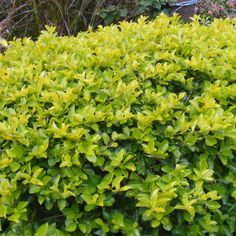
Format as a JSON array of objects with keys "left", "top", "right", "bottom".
[
  {"left": 0, "top": 14, "right": 236, "bottom": 235},
  {"left": 197, "top": 0, "right": 236, "bottom": 22}
]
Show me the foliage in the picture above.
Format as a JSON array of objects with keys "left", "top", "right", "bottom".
[
  {"left": 197, "top": 0, "right": 236, "bottom": 22},
  {"left": 0, "top": 0, "right": 170, "bottom": 39},
  {"left": 1, "top": 14, "right": 236, "bottom": 235}
]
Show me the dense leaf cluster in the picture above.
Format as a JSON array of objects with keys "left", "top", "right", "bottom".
[{"left": 0, "top": 15, "right": 236, "bottom": 235}]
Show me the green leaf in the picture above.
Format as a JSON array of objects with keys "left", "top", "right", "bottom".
[
  {"left": 58, "top": 199, "right": 67, "bottom": 210},
  {"left": 231, "top": 191, "right": 236, "bottom": 200},
  {"left": 125, "top": 162, "right": 136, "bottom": 171},
  {"left": 205, "top": 201, "right": 221, "bottom": 211},
  {"left": 0, "top": 158, "right": 12, "bottom": 169},
  {"left": 151, "top": 219, "right": 160, "bottom": 228},
  {"left": 7, "top": 144, "right": 25, "bottom": 159},
  {"left": 112, "top": 175, "right": 124, "bottom": 190},
  {"left": 98, "top": 173, "right": 114, "bottom": 190},
  {"left": 110, "top": 149, "right": 126, "bottom": 166},
  {"left": 219, "top": 155, "right": 228, "bottom": 165},
  {"left": 158, "top": 140, "right": 169, "bottom": 153},
  {"left": 102, "top": 133, "right": 110, "bottom": 145},
  {"left": 79, "top": 223, "right": 87, "bottom": 233},
  {"left": 10, "top": 161, "right": 21, "bottom": 172},
  {"left": 95, "top": 218, "right": 109, "bottom": 233},
  {"left": 199, "top": 154, "right": 208, "bottom": 170},
  {"left": 35, "top": 223, "right": 48, "bottom": 236},
  {"left": 29, "top": 185, "right": 41, "bottom": 194},
  {"left": 86, "top": 154, "right": 97, "bottom": 163},
  {"left": 206, "top": 136, "right": 217, "bottom": 146},
  {"left": 0, "top": 205, "right": 7, "bottom": 218},
  {"left": 66, "top": 219, "right": 77, "bottom": 232}
]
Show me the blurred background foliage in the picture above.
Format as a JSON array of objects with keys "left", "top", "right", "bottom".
[{"left": 197, "top": 0, "right": 236, "bottom": 23}]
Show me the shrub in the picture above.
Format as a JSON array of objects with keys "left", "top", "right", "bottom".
[
  {"left": 197, "top": 0, "right": 236, "bottom": 22},
  {"left": 0, "top": 14, "right": 236, "bottom": 235}
]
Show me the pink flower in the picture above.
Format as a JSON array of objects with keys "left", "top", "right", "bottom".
[{"left": 208, "top": 10, "right": 213, "bottom": 15}]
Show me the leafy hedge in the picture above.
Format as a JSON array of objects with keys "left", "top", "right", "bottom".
[{"left": 1, "top": 14, "right": 236, "bottom": 235}]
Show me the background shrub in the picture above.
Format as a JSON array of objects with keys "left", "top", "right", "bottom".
[
  {"left": 197, "top": 0, "right": 236, "bottom": 23},
  {"left": 0, "top": 14, "right": 236, "bottom": 235}
]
